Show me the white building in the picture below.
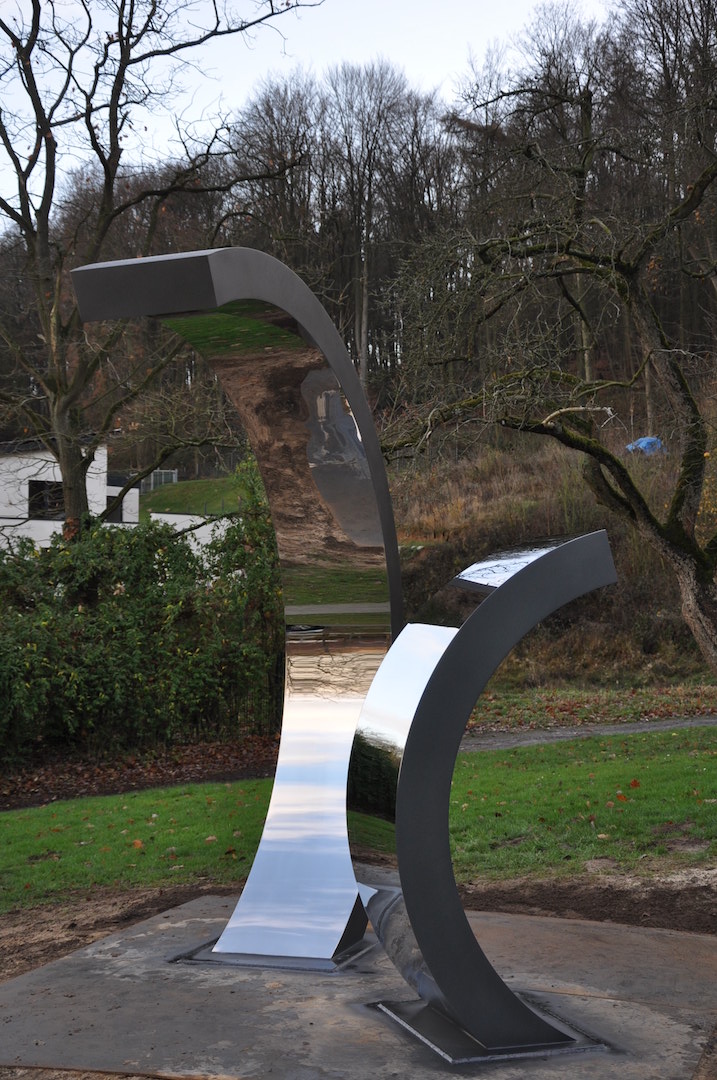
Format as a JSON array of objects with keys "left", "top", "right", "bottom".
[
  {"left": 0, "top": 443, "right": 139, "bottom": 548},
  {"left": 149, "top": 512, "right": 228, "bottom": 551}
]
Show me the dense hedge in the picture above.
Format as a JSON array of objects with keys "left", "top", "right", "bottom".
[{"left": 0, "top": 462, "right": 284, "bottom": 766}]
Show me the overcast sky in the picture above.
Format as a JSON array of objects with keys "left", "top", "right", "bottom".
[
  {"left": 184, "top": 0, "right": 610, "bottom": 118},
  {"left": 0, "top": 0, "right": 610, "bottom": 191}
]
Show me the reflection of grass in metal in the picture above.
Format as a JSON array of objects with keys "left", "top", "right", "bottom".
[
  {"left": 140, "top": 481, "right": 389, "bottom": 610},
  {"left": 140, "top": 476, "right": 242, "bottom": 519},
  {"left": 348, "top": 810, "right": 396, "bottom": 855},
  {"left": 450, "top": 727, "right": 717, "bottom": 880},
  {"left": 165, "top": 302, "right": 306, "bottom": 355},
  {"left": 282, "top": 564, "right": 389, "bottom": 605},
  {"left": 286, "top": 617, "right": 390, "bottom": 635}
]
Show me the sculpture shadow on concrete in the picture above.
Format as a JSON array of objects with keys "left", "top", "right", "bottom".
[{"left": 72, "top": 247, "right": 616, "bottom": 1063}]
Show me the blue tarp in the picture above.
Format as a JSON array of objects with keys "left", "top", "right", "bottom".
[{"left": 626, "top": 436, "right": 664, "bottom": 455}]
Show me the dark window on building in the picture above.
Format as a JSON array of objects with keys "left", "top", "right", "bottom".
[
  {"left": 28, "top": 480, "right": 65, "bottom": 520},
  {"left": 105, "top": 496, "right": 123, "bottom": 523}
]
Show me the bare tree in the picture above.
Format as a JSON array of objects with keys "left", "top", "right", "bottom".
[
  {"left": 226, "top": 62, "right": 451, "bottom": 397},
  {"left": 0, "top": 0, "right": 320, "bottom": 531},
  {"left": 390, "top": 0, "right": 717, "bottom": 672},
  {"left": 322, "top": 61, "right": 412, "bottom": 389},
  {"left": 226, "top": 69, "right": 322, "bottom": 267}
]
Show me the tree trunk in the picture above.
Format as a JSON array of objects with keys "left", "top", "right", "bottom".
[
  {"left": 644, "top": 357, "right": 656, "bottom": 436},
  {"left": 54, "top": 425, "right": 90, "bottom": 536},
  {"left": 579, "top": 307, "right": 593, "bottom": 382},
  {"left": 355, "top": 253, "right": 370, "bottom": 391},
  {"left": 671, "top": 555, "right": 717, "bottom": 674},
  {"left": 360, "top": 265, "right": 370, "bottom": 390}
]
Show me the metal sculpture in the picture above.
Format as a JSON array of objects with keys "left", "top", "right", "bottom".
[
  {"left": 351, "top": 535, "right": 616, "bottom": 1058},
  {"left": 72, "top": 248, "right": 616, "bottom": 1062}
]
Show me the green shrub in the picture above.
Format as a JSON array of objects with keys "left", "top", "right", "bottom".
[{"left": 0, "top": 460, "right": 283, "bottom": 766}]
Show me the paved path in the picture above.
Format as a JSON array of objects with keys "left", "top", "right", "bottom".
[
  {"left": 285, "top": 602, "right": 390, "bottom": 615},
  {"left": 461, "top": 713, "right": 717, "bottom": 752}
]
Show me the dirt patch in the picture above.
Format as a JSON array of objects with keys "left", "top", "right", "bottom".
[
  {"left": 1, "top": 737, "right": 279, "bottom": 812},
  {"left": 3, "top": 870, "right": 715, "bottom": 988},
  {"left": 0, "top": 883, "right": 238, "bottom": 984},
  {"left": 459, "top": 866, "right": 717, "bottom": 935}
]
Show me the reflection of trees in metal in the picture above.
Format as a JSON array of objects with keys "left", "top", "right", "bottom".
[
  {"left": 73, "top": 248, "right": 616, "bottom": 1062},
  {"left": 347, "top": 733, "right": 398, "bottom": 822},
  {"left": 217, "top": 348, "right": 382, "bottom": 560},
  {"left": 303, "top": 369, "right": 367, "bottom": 473},
  {"left": 210, "top": 348, "right": 374, "bottom": 564},
  {"left": 302, "top": 368, "right": 381, "bottom": 548},
  {"left": 72, "top": 246, "right": 399, "bottom": 968},
  {"left": 453, "top": 541, "right": 564, "bottom": 593}
]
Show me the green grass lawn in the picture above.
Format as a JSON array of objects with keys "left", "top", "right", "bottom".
[
  {"left": 140, "top": 476, "right": 241, "bottom": 518},
  {"left": 2, "top": 727, "right": 715, "bottom": 913},
  {"left": 451, "top": 726, "right": 717, "bottom": 880},
  {"left": 0, "top": 780, "right": 271, "bottom": 912},
  {"left": 470, "top": 681, "right": 717, "bottom": 730}
]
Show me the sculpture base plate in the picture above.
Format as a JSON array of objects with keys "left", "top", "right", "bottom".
[
  {"left": 374, "top": 999, "right": 606, "bottom": 1065},
  {"left": 177, "top": 932, "right": 379, "bottom": 973},
  {"left": 0, "top": 898, "right": 713, "bottom": 1078}
]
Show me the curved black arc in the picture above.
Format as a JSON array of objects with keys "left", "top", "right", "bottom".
[
  {"left": 395, "top": 532, "right": 617, "bottom": 1049},
  {"left": 71, "top": 247, "right": 404, "bottom": 635}
]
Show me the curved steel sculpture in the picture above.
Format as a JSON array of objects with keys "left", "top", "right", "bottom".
[
  {"left": 351, "top": 534, "right": 616, "bottom": 1055},
  {"left": 72, "top": 247, "right": 616, "bottom": 1060}
]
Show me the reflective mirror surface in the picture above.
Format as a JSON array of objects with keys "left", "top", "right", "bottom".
[
  {"left": 166, "top": 302, "right": 394, "bottom": 960},
  {"left": 349, "top": 533, "right": 617, "bottom": 1050},
  {"left": 72, "top": 251, "right": 402, "bottom": 964},
  {"left": 72, "top": 249, "right": 617, "bottom": 1059},
  {"left": 452, "top": 541, "right": 565, "bottom": 593}
]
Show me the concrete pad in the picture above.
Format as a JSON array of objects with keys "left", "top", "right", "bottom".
[{"left": 0, "top": 896, "right": 715, "bottom": 1079}]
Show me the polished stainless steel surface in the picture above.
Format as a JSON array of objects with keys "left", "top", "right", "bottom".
[
  {"left": 213, "top": 693, "right": 367, "bottom": 960},
  {"left": 71, "top": 248, "right": 403, "bottom": 632},
  {"left": 73, "top": 249, "right": 618, "bottom": 1058},
  {"left": 73, "top": 249, "right": 401, "bottom": 964},
  {"left": 350, "top": 533, "right": 617, "bottom": 1050},
  {"left": 453, "top": 541, "right": 564, "bottom": 593}
]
